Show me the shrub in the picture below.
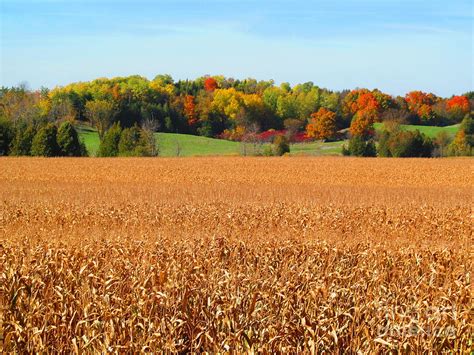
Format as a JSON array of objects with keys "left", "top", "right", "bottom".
[
  {"left": 343, "top": 136, "right": 376, "bottom": 157},
  {"left": 98, "top": 123, "right": 122, "bottom": 157},
  {"left": 273, "top": 135, "right": 290, "bottom": 156},
  {"left": 377, "top": 130, "right": 434, "bottom": 158},
  {"left": 389, "top": 130, "right": 433, "bottom": 157},
  {"left": 31, "top": 123, "right": 60, "bottom": 157},
  {"left": 263, "top": 145, "right": 274, "bottom": 156},
  {"left": 57, "top": 122, "right": 87, "bottom": 156}
]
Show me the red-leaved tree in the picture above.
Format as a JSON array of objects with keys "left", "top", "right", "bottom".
[{"left": 204, "top": 77, "right": 218, "bottom": 92}]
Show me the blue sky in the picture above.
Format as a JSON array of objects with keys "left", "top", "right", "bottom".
[{"left": 1, "top": 0, "right": 472, "bottom": 96}]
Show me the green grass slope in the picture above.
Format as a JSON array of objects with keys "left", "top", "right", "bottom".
[
  {"left": 374, "top": 123, "right": 459, "bottom": 138},
  {"left": 290, "top": 140, "right": 346, "bottom": 156},
  {"left": 78, "top": 123, "right": 460, "bottom": 157},
  {"left": 77, "top": 125, "right": 101, "bottom": 156},
  {"left": 77, "top": 125, "right": 240, "bottom": 157},
  {"left": 155, "top": 133, "right": 240, "bottom": 157},
  {"left": 77, "top": 125, "right": 342, "bottom": 157}
]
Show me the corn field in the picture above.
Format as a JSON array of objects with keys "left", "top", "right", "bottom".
[{"left": 1, "top": 157, "right": 472, "bottom": 352}]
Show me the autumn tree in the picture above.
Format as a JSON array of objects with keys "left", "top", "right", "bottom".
[
  {"left": 343, "top": 89, "right": 378, "bottom": 117},
  {"left": 306, "top": 108, "right": 337, "bottom": 140},
  {"left": 343, "top": 89, "right": 384, "bottom": 140},
  {"left": 49, "top": 92, "right": 77, "bottom": 122},
  {"left": 446, "top": 95, "right": 470, "bottom": 122},
  {"left": 183, "top": 95, "right": 197, "bottom": 126},
  {"left": 349, "top": 109, "right": 376, "bottom": 138},
  {"left": 449, "top": 114, "right": 473, "bottom": 156},
  {"left": 284, "top": 118, "right": 305, "bottom": 138},
  {"left": 211, "top": 88, "right": 244, "bottom": 120},
  {"left": 204, "top": 77, "right": 218, "bottom": 92},
  {"left": 0, "top": 87, "right": 41, "bottom": 123},
  {"left": 405, "top": 91, "right": 438, "bottom": 123},
  {"left": 85, "top": 99, "right": 116, "bottom": 139}
]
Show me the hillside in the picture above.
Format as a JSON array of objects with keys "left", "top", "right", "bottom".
[
  {"left": 77, "top": 125, "right": 344, "bottom": 157},
  {"left": 373, "top": 123, "right": 459, "bottom": 138},
  {"left": 77, "top": 126, "right": 240, "bottom": 157},
  {"left": 78, "top": 123, "right": 460, "bottom": 157}
]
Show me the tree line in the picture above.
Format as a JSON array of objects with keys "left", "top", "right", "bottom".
[{"left": 0, "top": 75, "right": 472, "bottom": 157}]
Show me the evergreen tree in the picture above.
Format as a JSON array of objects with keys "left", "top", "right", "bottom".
[
  {"left": 97, "top": 123, "right": 122, "bottom": 157},
  {"left": 31, "top": 123, "right": 60, "bottom": 157},
  {"left": 57, "top": 121, "right": 86, "bottom": 156},
  {"left": 10, "top": 122, "right": 37, "bottom": 156},
  {"left": 0, "top": 118, "right": 13, "bottom": 156},
  {"left": 135, "top": 129, "right": 158, "bottom": 157},
  {"left": 118, "top": 125, "right": 142, "bottom": 156}
]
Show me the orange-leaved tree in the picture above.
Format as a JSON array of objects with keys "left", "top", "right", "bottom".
[
  {"left": 204, "top": 77, "right": 218, "bottom": 92},
  {"left": 306, "top": 108, "right": 337, "bottom": 140},
  {"left": 349, "top": 109, "right": 376, "bottom": 138},
  {"left": 184, "top": 95, "right": 197, "bottom": 126},
  {"left": 343, "top": 89, "right": 380, "bottom": 139},
  {"left": 446, "top": 95, "right": 470, "bottom": 116},
  {"left": 405, "top": 91, "right": 438, "bottom": 122},
  {"left": 343, "top": 89, "right": 380, "bottom": 118}
]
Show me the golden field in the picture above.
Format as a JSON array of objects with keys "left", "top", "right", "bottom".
[{"left": 0, "top": 157, "right": 472, "bottom": 353}]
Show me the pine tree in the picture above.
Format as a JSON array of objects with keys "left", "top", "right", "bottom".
[{"left": 31, "top": 123, "right": 60, "bottom": 157}]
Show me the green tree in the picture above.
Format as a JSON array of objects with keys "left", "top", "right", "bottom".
[
  {"left": 118, "top": 125, "right": 142, "bottom": 156},
  {"left": 377, "top": 131, "right": 392, "bottom": 157},
  {"left": 98, "top": 123, "right": 122, "bottom": 157},
  {"left": 449, "top": 114, "right": 473, "bottom": 156},
  {"left": 31, "top": 123, "right": 60, "bottom": 156},
  {"left": 57, "top": 121, "right": 87, "bottom": 156},
  {"left": 377, "top": 130, "right": 434, "bottom": 158},
  {"left": 135, "top": 129, "right": 158, "bottom": 157},
  {"left": 0, "top": 118, "right": 13, "bottom": 155},
  {"left": 10, "top": 122, "right": 37, "bottom": 156},
  {"left": 342, "top": 136, "right": 376, "bottom": 157},
  {"left": 117, "top": 125, "right": 157, "bottom": 157}
]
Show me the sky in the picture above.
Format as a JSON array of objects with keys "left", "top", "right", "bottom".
[{"left": 1, "top": 0, "right": 473, "bottom": 97}]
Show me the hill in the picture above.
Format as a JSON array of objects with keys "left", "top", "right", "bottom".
[
  {"left": 373, "top": 123, "right": 459, "bottom": 138},
  {"left": 77, "top": 123, "right": 460, "bottom": 157},
  {"left": 77, "top": 125, "right": 343, "bottom": 157}
]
